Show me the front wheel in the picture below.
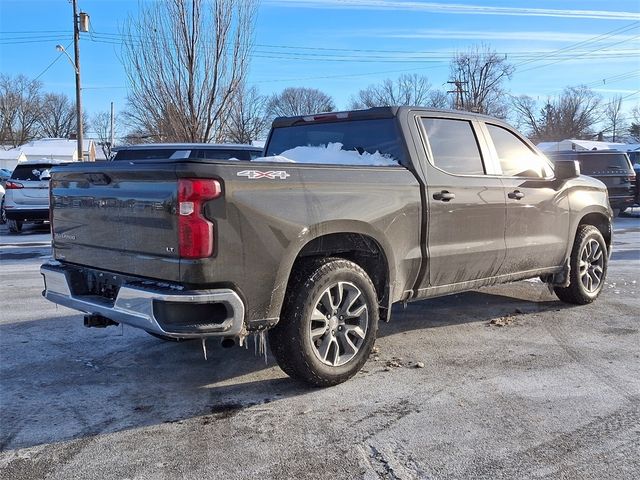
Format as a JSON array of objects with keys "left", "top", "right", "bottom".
[
  {"left": 554, "top": 225, "right": 608, "bottom": 305},
  {"left": 269, "top": 258, "right": 379, "bottom": 387}
]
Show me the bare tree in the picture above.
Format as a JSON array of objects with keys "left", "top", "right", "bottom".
[
  {"left": 350, "top": 74, "right": 435, "bottom": 109},
  {"left": 512, "top": 86, "right": 602, "bottom": 142},
  {"left": 449, "top": 44, "right": 514, "bottom": 117},
  {"left": 427, "top": 89, "right": 451, "bottom": 109},
  {"left": 222, "top": 84, "right": 270, "bottom": 143},
  {"left": 122, "top": 0, "right": 258, "bottom": 143},
  {"left": 629, "top": 104, "right": 640, "bottom": 142},
  {"left": 92, "top": 111, "right": 119, "bottom": 158},
  {"left": 38, "top": 93, "right": 78, "bottom": 138},
  {"left": 0, "top": 74, "right": 43, "bottom": 147},
  {"left": 266, "top": 87, "right": 335, "bottom": 118},
  {"left": 602, "top": 95, "right": 626, "bottom": 142}
]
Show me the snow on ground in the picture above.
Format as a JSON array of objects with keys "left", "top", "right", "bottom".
[{"left": 253, "top": 143, "right": 398, "bottom": 166}]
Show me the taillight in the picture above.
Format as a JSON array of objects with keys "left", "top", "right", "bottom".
[
  {"left": 177, "top": 178, "right": 222, "bottom": 259},
  {"left": 5, "top": 180, "right": 23, "bottom": 189}
]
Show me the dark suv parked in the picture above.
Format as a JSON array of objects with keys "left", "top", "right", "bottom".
[
  {"left": 112, "top": 143, "right": 263, "bottom": 161},
  {"left": 547, "top": 150, "right": 636, "bottom": 214}
]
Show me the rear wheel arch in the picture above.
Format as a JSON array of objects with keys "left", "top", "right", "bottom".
[{"left": 285, "top": 232, "right": 393, "bottom": 321}]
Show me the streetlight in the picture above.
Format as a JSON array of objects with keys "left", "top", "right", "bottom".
[{"left": 55, "top": 45, "right": 78, "bottom": 73}]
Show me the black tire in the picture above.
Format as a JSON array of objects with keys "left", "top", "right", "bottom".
[
  {"left": 554, "top": 225, "right": 608, "bottom": 305},
  {"left": 0, "top": 197, "right": 6, "bottom": 225},
  {"left": 8, "top": 219, "right": 22, "bottom": 233},
  {"left": 269, "top": 257, "right": 379, "bottom": 387}
]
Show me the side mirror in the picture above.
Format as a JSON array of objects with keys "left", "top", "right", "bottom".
[{"left": 554, "top": 160, "right": 580, "bottom": 180}]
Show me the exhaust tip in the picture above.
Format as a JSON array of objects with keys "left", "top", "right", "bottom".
[{"left": 221, "top": 338, "right": 235, "bottom": 349}]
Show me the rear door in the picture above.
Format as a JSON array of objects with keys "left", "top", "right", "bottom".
[
  {"left": 481, "top": 123, "right": 570, "bottom": 274},
  {"left": 412, "top": 114, "right": 507, "bottom": 289}
]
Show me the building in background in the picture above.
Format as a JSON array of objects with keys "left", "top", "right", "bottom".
[
  {"left": 537, "top": 139, "right": 639, "bottom": 153},
  {"left": 0, "top": 138, "right": 96, "bottom": 172},
  {"left": 0, "top": 149, "right": 27, "bottom": 171}
]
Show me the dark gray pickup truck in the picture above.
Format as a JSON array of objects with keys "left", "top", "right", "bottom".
[{"left": 41, "top": 107, "right": 612, "bottom": 386}]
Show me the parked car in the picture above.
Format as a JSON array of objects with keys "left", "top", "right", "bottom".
[
  {"left": 633, "top": 160, "right": 640, "bottom": 206},
  {"left": 0, "top": 168, "right": 11, "bottom": 183},
  {"left": 112, "top": 143, "right": 263, "bottom": 161},
  {"left": 0, "top": 167, "right": 10, "bottom": 224},
  {"left": 546, "top": 150, "right": 636, "bottom": 215},
  {"left": 41, "top": 107, "right": 612, "bottom": 387},
  {"left": 0, "top": 183, "right": 5, "bottom": 225},
  {"left": 4, "top": 160, "right": 66, "bottom": 233}
]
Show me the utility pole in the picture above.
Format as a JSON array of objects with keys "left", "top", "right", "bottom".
[
  {"left": 446, "top": 80, "right": 466, "bottom": 111},
  {"left": 72, "top": 0, "right": 83, "bottom": 161}
]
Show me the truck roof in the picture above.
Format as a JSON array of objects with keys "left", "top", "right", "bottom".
[{"left": 271, "top": 106, "right": 502, "bottom": 128}]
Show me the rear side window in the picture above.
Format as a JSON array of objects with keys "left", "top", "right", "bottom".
[
  {"left": 421, "top": 118, "right": 485, "bottom": 175},
  {"left": 486, "top": 124, "right": 547, "bottom": 178},
  {"left": 11, "top": 164, "right": 53, "bottom": 181}
]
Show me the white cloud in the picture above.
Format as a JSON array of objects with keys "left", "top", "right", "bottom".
[
  {"left": 266, "top": 0, "right": 640, "bottom": 21},
  {"left": 593, "top": 88, "right": 640, "bottom": 94},
  {"left": 373, "top": 30, "right": 639, "bottom": 43}
]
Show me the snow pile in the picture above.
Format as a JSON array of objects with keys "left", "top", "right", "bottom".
[{"left": 253, "top": 143, "right": 398, "bottom": 166}]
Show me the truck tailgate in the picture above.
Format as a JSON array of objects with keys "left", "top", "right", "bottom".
[{"left": 50, "top": 162, "right": 181, "bottom": 281}]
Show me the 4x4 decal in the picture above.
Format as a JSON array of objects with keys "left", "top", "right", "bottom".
[{"left": 237, "top": 170, "right": 290, "bottom": 180}]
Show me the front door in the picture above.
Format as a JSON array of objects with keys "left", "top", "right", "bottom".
[{"left": 481, "top": 123, "right": 570, "bottom": 274}]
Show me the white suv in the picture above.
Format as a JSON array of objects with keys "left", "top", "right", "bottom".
[{"left": 4, "top": 161, "right": 65, "bottom": 233}]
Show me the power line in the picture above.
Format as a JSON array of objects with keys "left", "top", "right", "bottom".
[
  {"left": 517, "top": 34, "right": 640, "bottom": 73},
  {"left": 33, "top": 41, "right": 73, "bottom": 81},
  {"left": 514, "top": 21, "right": 639, "bottom": 67}
]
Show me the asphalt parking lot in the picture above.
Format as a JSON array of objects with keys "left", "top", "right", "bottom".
[{"left": 0, "top": 214, "right": 639, "bottom": 480}]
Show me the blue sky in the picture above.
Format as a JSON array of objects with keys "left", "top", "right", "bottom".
[{"left": 1, "top": 0, "right": 639, "bottom": 134}]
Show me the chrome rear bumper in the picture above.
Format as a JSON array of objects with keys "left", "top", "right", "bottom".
[{"left": 40, "top": 264, "right": 245, "bottom": 338}]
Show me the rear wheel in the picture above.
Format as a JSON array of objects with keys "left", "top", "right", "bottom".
[
  {"left": 554, "top": 225, "right": 608, "bottom": 305},
  {"left": 269, "top": 257, "right": 379, "bottom": 387},
  {"left": 8, "top": 219, "right": 22, "bottom": 233},
  {"left": 0, "top": 198, "right": 6, "bottom": 224}
]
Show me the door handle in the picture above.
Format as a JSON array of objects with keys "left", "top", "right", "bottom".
[
  {"left": 433, "top": 190, "right": 456, "bottom": 202},
  {"left": 508, "top": 190, "right": 525, "bottom": 200}
]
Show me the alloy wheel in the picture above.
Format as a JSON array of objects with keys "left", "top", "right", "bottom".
[
  {"left": 579, "top": 238, "right": 604, "bottom": 293},
  {"left": 308, "top": 281, "right": 369, "bottom": 367}
]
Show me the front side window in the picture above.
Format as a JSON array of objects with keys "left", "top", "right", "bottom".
[
  {"left": 421, "top": 118, "right": 485, "bottom": 175},
  {"left": 487, "top": 124, "right": 548, "bottom": 178}
]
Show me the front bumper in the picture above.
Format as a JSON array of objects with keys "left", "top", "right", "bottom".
[{"left": 40, "top": 264, "right": 246, "bottom": 338}]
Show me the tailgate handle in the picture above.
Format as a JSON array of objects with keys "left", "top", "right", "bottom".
[{"left": 86, "top": 173, "right": 112, "bottom": 185}]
